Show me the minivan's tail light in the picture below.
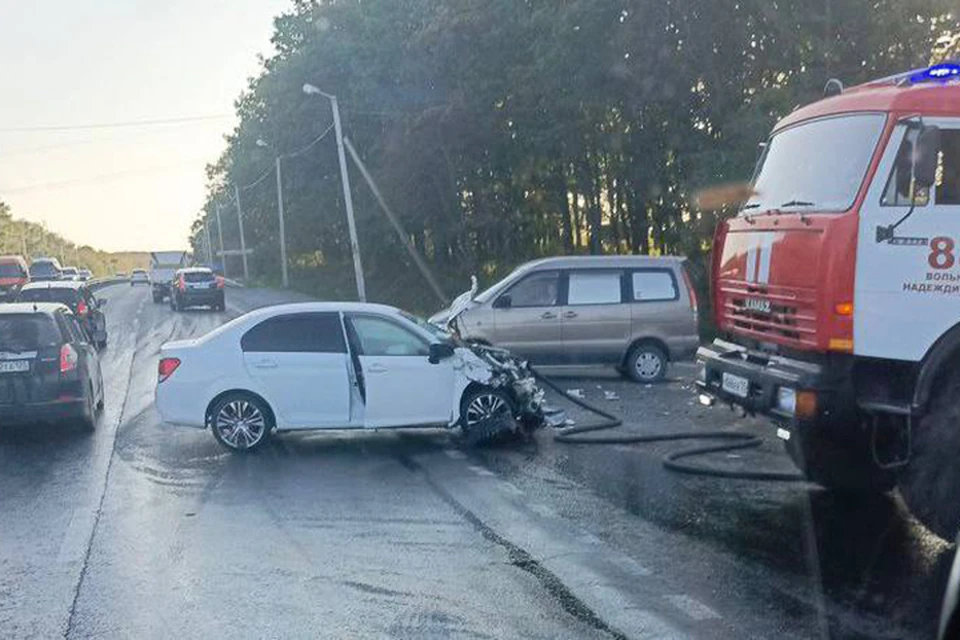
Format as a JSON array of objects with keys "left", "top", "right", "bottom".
[
  {"left": 59, "top": 344, "right": 78, "bottom": 373},
  {"left": 76, "top": 299, "right": 88, "bottom": 316},
  {"left": 178, "top": 274, "right": 186, "bottom": 291},
  {"left": 681, "top": 266, "right": 699, "bottom": 314},
  {"left": 215, "top": 276, "right": 225, "bottom": 289},
  {"left": 158, "top": 357, "right": 181, "bottom": 382}
]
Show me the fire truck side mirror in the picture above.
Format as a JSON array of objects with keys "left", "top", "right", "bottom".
[{"left": 914, "top": 125, "right": 941, "bottom": 188}]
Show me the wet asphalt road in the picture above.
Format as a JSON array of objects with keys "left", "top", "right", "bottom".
[{"left": 0, "top": 283, "right": 953, "bottom": 638}]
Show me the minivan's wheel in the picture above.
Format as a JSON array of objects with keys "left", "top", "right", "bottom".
[
  {"left": 459, "top": 387, "right": 516, "bottom": 446},
  {"left": 625, "top": 343, "right": 667, "bottom": 382},
  {"left": 899, "top": 367, "right": 960, "bottom": 539},
  {"left": 209, "top": 393, "right": 272, "bottom": 452}
]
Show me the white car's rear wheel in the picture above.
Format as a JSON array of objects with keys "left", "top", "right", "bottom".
[{"left": 209, "top": 393, "right": 272, "bottom": 452}]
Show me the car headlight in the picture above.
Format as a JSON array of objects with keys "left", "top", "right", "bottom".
[{"left": 776, "top": 387, "right": 797, "bottom": 415}]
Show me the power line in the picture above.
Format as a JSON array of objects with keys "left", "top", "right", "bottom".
[{"left": 0, "top": 114, "right": 231, "bottom": 134}]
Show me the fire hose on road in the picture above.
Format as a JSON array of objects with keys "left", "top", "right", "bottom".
[{"left": 530, "top": 367, "right": 805, "bottom": 482}]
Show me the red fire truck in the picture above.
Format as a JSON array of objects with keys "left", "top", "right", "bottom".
[{"left": 697, "top": 63, "right": 960, "bottom": 538}]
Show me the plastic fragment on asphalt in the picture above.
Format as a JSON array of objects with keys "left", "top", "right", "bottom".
[
  {"left": 567, "top": 388, "right": 585, "bottom": 398},
  {"left": 604, "top": 391, "right": 619, "bottom": 400}
]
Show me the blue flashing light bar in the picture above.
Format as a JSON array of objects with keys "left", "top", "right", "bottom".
[{"left": 910, "top": 63, "right": 960, "bottom": 83}]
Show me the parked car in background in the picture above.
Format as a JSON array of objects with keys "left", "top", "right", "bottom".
[
  {"left": 16, "top": 282, "right": 108, "bottom": 349},
  {"left": 61, "top": 267, "right": 80, "bottom": 281},
  {"left": 0, "top": 303, "right": 103, "bottom": 429},
  {"left": 156, "top": 302, "right": 556, "bottom": 452},
  {"left": 0, "top": 256, "right": 31, "bottom": 301},
  {"left": 430, "top": 255, "right": 700, "bottom": 382},
  {"left": 149, "top": 250, "right": 188, "bottom": 302},
  {"left": 29, "top": 258, "right": 63, "bottom": 282},
  {"left": 130, "top": 269, "right": 149, "bottom": 286},
  {"left": 78, "top": 269, "right": 93, "bottom": 281},
  {"left": 169, "top": 267, "right": 225, "bottom": 311}
]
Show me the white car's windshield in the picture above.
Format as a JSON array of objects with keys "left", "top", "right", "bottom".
[{"left": 743, "top": 114, "right": 887, "bottom": 214}]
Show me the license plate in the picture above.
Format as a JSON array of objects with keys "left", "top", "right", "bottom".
[
  {"left": 722, "top": 372, "right": 749, "bottom": 398},
  {"left": 0, "top": 360, "right": 30, "bottom": 373},
  {"left": 744, "top": 298, "right": 772, "bottom": 313}
]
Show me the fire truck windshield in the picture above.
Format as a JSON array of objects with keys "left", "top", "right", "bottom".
[{"left": 743, "top": 113, "right": 886, "bottom": 215}]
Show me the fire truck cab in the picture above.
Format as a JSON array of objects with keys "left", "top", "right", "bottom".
[{"left": 697, "top": 63, "right": 960, "bottom": 538}]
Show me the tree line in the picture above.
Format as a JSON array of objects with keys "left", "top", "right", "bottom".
[
  {"left": 0, "top": 200, "right": 145, "bottom": 276},
  {"left": 193, "top": 0, "right": 957, "bottom": 314}
]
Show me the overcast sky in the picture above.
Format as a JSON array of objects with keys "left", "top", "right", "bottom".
[{"left": 0, "top": 0, "right": 290, "bottom": 252}]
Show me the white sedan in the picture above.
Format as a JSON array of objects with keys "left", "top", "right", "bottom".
[{"left": 156, "top": 302, "right": 554, "bottom": 451}]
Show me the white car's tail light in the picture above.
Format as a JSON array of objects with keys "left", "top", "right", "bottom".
[{"left": 158, "top": 357, "right": 181, "bottom": 383}]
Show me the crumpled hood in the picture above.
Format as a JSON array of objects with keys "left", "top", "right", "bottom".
[{"left": 429, "top": 276, "right": 478, "bottom": 328}]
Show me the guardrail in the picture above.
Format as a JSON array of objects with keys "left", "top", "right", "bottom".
[{"left": 87, "top": 277, "right": 128, "bottom": 292}]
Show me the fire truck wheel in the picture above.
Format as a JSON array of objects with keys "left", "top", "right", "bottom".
[
  {"left": 899, "top": 367, "right": 960, "bottom": 540},
  {"left": 785, "top": 425, "right": 896, "bottom": 494}
]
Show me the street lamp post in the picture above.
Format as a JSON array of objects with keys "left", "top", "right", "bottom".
[
  {"left": 303, "top": 83, "right": 366, "bottom": 302},
  {"left": 257, "top": 139, "right": 289, "bottom": 288}
]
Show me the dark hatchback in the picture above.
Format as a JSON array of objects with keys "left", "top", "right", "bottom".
[
  {"left": 0, "top": 303, "right": 103, "bottom": 428},
  {"left": 16, "top": 282, "right": 108, "bottom": 349},
  {"left": 29, "top": 258, "right": 63, "bottom": 282},
  {"left": 170, "top": 267, "right": 225, "bottom": 311}
]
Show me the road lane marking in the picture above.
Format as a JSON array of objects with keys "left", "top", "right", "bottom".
[
  {"left": 528, "top": 503, "right": 557, "bottom": 518},
  {"left": 664, "top": 594, "right": 721, "bottom": 621},
  {"left": 499, "top": 481, "right": 523, "bottom": 496},
  {"left": 467, "top": 464, "right": 495, "bottom": 477}
]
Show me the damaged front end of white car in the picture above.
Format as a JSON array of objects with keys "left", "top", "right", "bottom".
[{"left": 452, "top": 337, "right": 567, "bottom": 445}]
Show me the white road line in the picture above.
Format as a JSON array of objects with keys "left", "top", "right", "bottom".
[
  {"left": 664, "top": 594, "right": 721, "bottom": 621},
  {"left": 499, "top": 481, "right": 523, "bottom": 496},
  {"left": 528, "top": 503, "right": 557, "bottom": 518},
  {"left": 444, "top": 449, "right": 467, "bottom": 459},
  {"left": 467, "top": 464, "right": 495, "bottom": 477},
  {"left": 57, "top": 508, "right": 97, "bottom": 564}
]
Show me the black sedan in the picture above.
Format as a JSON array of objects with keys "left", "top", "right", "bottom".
[
  {"left": 0, "top": 303, "right": 103, "bottom": 429},
  {"left": 16, "top": 282, "right": 109, "bottom": 350},
  {"left": 170, "top": 267, "right": 225, "bottom": 312}
]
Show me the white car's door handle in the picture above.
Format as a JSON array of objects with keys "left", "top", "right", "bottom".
[
  {"left": 253, "top": 360, "right": 278, "bottom": 369},
  {"left": 367, "top": 363, "right": 387, "bottom": 374}
]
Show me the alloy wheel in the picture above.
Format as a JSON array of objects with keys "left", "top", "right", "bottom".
[{"left": 215, "top": 400, "right": 266, "bottom": 450}]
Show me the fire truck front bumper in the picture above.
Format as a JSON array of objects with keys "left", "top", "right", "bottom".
[{"left": 696, "top": 339, "right": 852, "bottom": 427}]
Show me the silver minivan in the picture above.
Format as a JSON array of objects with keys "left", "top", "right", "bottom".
[{"left": 431, "top": 256, "right": 700, "bottom": 382}]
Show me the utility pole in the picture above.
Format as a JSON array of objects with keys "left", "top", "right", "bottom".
[
  {"left": 234, "top": 185, "right": 249, "bottom": 282},
  {"left": 303, "top": 84, "right": 366, "bottom": 301},
  {"left": 20, "top": 225, "right": 27, "bottom": 257},
  {"left": 215, "top": 204, "right": 227, "bottom": 278},
  {"left": 274, "top": 157, "right": 289, "bottom": 288}
]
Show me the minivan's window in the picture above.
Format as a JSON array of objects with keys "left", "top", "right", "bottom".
[
  {"left": 632, "top": 271, "right": 678, "bottom": 302},
  {"left": 351, "top": 315, "right": 429, "bottom": 356},
  {"left": 0, "top": 315, "right": 60, "bottom": 351},
  {"left": 567, "top": 272, "right": 622, "bottom": 305},
  {"left": 503, "top": 271, "right": 559, "bottom": 307},
  {"left": 241, "top": 313, "right": 345, "bottom": 353},
  {"left": 744, "top": 114, "right": 886, "bottom": 214}
]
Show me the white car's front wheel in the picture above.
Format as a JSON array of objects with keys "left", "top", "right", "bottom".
[
  {"left": 459, "top": 387, "right": 516, "bottom": 446},
  {"left": 209, "top": 393, "right": 272, "bottom": 452}
]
